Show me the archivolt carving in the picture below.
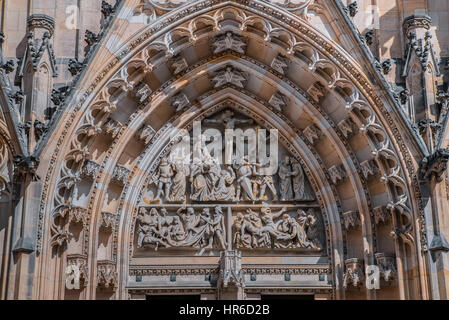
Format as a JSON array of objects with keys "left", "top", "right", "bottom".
[{"left": 38, "top": 0, "right": 425, "bottom": 298}]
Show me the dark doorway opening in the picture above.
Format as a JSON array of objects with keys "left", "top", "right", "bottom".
[
  {"left": 146, "top": 295, "right": 201, "bottom": 300},
  {"left": 261, "top": 295, "right": 315, "bottom": 300}
]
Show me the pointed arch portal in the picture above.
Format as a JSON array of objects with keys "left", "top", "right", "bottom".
[{"left": 28, "top": 0, "right": 430, "bottom": 300}]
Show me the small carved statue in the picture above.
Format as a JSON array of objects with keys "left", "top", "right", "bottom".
[
  {"left": 154, "top": 157, "right": 174, "bottom": 201},
  {"left": 278, "top": 156, "right": 294, "bottom": 201}
]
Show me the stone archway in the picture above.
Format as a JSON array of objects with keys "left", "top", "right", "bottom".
[{"left": 34, "top": 0, "right": 426, "bottom": 300}]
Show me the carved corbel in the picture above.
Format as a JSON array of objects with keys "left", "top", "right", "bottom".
[
  {"left": 212, "top": 32, "right": 246, "bottom": 54},
  {"left": 374, "top": 253, "right": 397, "bottom": 282},
  {"left": 135, "top": 124, "right": 156, "bottom": 145},
  {"left": 328, "top": 164, "right": 347, "bottom": 185},
  {"left": 81, "top": 160, "right": 100, "bottom": 180},
  {"left": 373, "top": 205, "right": 390, "bottom": 225},
  {"left": 271, "top": 54, "right": 289, "bottom": 75},
  {"left": 111, "top": 165, "right": 130, "bottom": 186},
  {"left": 338, "top": 118, "right": 357, "bottom": 138},
  {"left": 360, "top": 159, "right": 379, "bottom": 179},
  {"left": 170, "top": 55, "right": 188, "bottom": 75},
  {"left": 132, "top": 82, "right": 152, "bottom": 104},
  {"left": 67, "top": 206, "right": 89, "bottom": 229},
  {"left": 99, "top": 212, "right": 116, "bottom": 233},
  {"left": 66, "top": 254, "right": 89, "bottom": 289},
  {"left": 171, "top": 92, "right": 190, "bottom": 112},
  {"left": 303, "top": 124, "right": 323, "bottom": 145},
  {"left": 269, "top": 91, "right": 289, "bottom": 112},
  {"left": 97, "top": 260, "right": 118, "bottom": 291},
  {"left": 307, "top": 82, "right": 327, "bottom": 103},
  {"left": 103, "top": 118, "right": 122, "bottom": 139},
  {"left": 212, "top": 66, "right": 247, "bottom": 88},
  {"left": 343, "top": 211, "right": 361, "bottom": 231},
  {"left": 343, "top": 258, "right": 364, "bottom": 289}
]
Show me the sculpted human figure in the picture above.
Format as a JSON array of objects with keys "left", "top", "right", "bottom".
[
  {"left": 297, "top": 209, "right": 322, "bottom": 250},
  {"left": 137, "top": 208, "right": 170, "bottom": 250},
  {"left": 239, "top": 208, "right": 269, "bottom": 248},
  {"left": 253, "top": 162, "right": 278, "bottom": 201},
  {"left": 234, "top": 156, "right": 257, "bottom": 201},
  {"left": 171, "top": 160, "right": 190, "bottom": 202},
  {"left": 154, "top": 157, "right": 174, "bottom": 201},
  {"left": 278, "top": 156, "right": 293, "bottom": 201},
  {"left": 214, "top": 164, "right": 236, "bottom": 201},
  {"left": 204, "top": 109, "right": 253, "bottom": 130},
  {"left": 276, "top": 213, "right": 311, "bottom": 249},
  {"left": 290, "top": 158, "right": 306, "bottom": 200},
  {"left": 197, "top": 206, "right": 227, "bottom": 255},
  {"left": 260, "top": 205, "right": 289, "bottom": 241}
]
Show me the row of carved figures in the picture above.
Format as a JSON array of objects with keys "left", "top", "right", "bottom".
[
  {"left": 151, "top": 154, "right": 313, "bottom": 203},
  {"left": 136, "top": 205, "right": 322, "bottom": 255}
]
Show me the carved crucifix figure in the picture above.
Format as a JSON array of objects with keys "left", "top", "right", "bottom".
[{"left": 204, "top": 109, "right": 253, "bottom": 130}]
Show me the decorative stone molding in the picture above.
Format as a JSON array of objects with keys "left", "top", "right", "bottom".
[
  {"left": 403, "top": 14, "right": 432, "bottom": 35},
  {"left": 343, "top": 258, "right": 364, "bottom": 289},
  {"left": 343, "top": 211, "right": 361, "bottom": 231},
  {"left": 375, "top": 253, "right": 397, "bottom": 282},
  {"left": 99, "top": 212, "right": 116, "bottom": 233},
  {"left": 217, "top": 250, "right": 244, "bottom": 289},
  {"left": 97, "top": 260, "right": 118, "bottom": 290},
  {"left": 373, "top": 205, "right": 390, "bottom": 225},
  {"left": 307, "top": 82, "right": 327, "bottom": 103},
  {"left": 81, "top": 160, "right": 100, "bottom": 180},
  {"left": 328, "top": 164, "right": 347, "bottom": 185},
  {"left": 112, "top": 165, "right": 130, "bottom": 186},
  {"left": 129, "top": 265, "right": 218, "bottom": 276},
  {"left": 171, "top": 92, "right": 190, "bottom": 112},
  {"left": 338, "top": 118, "right": 357, "bottom": 138},
  {"left": 303, "top": 124, "right": 323, "bottom": 145},
  {"left": 212, "top": 65, "right": 247, "bottom": 88},
  {"left": 66, "top": 254, "right": 88, "bottom": 289},
  {"left": 420, "top": 148, "right": 449, "bottom": 182},
  {"left": 271, "top": 54, "right": 289, "bottom": 75},
  {"left": 360, "top": 159, "right": 379, "bottom": 179},
  {"left": 212, "top": 32, "right": 246, "bottom": 54},
  {"left": 242, "top": 266, "right": 329, "bottom": 275},
  {"left": 135, "top": 124, "right": 156, "bottom": 145},
  {"left": 269, "top": 91, "right": 289, "bottom": 111}
]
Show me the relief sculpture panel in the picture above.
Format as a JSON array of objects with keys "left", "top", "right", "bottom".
[{"left": 135, "top": 109, "right": 325, "bottom": 256}]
